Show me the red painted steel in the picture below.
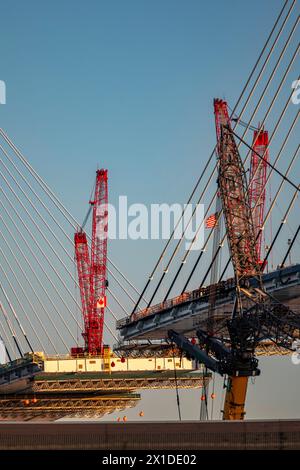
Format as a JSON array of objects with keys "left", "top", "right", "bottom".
[{"left": 74, "top": 169, "right": 108, "bottom": 354}]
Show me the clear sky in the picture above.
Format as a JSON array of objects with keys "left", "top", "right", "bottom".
[
  {"left": 0, "top": 0, "right": 299, "bottom": 420},
  {"left": 0, "top": 0, "right": 298, "bottom": 281}
]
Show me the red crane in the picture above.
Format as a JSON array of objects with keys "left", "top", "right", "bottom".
[
  {"left": 249, "top": 129, "right": 269, "bottom": 265},
  {"left": 169, "top": 98, "right": 300, "bottom": 420},
  {"left": 214, "top": 98, "right": 230, "bottom": 150},
  {"left": 73, "top": 169, "right": 108, "bottom": 356},
  {"left": 214, "top": 100, "right": 269, "bottom": 267}
]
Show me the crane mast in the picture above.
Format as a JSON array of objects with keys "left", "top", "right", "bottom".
[
  {"left": 214, "top": 99, "right": 262, "bottom": 418},
  {"left": 74, "top": 231, "right": 90, "bottom": 347},
  {"left": 249, "top": 129, "right": 269, "bottom": 264},
  {"left": 73, "top": 169, "right": 108, "bottom": 356},
  {"left": 214, "top": 99, "right": 261, "bottom": 286},
  {"left": 89, "top": 169, "right": 108, "bottom": 354}
]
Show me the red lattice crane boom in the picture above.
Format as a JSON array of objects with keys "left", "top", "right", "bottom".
[
  {"left": 89, "top": 169, "right": 108, "bottom": 354},
  {"left": 249, "top": 129, "right": 269, "bottom": 264},
  {"left": 73, "top": 169, "right": 108, "bottom": 355},
  {"left": 74, "top": 231, "right": 90, "bottom": 344},
  {"left": 214, "top": 98, "right": 230, "bottom": 151},
  {"left": 214, "top": 99, "right": 261, "bottom": 285}
]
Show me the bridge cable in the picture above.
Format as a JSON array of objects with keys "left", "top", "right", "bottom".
[
  {"left": 218, "top": 136, "right": 299, "bottom": 283},
  {"left": 0, "top": 225, "right": 59, "bottom": 353},
  {"left": 0, "top": 189, "right": 119, "bottom": 345},
  {"left": 0, "top": 300, "right": 23, "bottom": 357},
  {"left": 146, "top": 11, "right": 299, "bottom": 306},
  {"left": 130, "top": 0, "right": 294, "bottom": 313},
  {"left": 0, "top": 282, "right": 33, "bottom": 353},
  {"left": 230, "top": 128, "right": 300, "bottom": 193},
  {"left": 0, "top": 147, "right": 130, "bottom": 319},
  {"left": 184, "top": 60, "right": 299, "bottom": 291},
  {"left": 0, "top": 197, "right": 75, "bottom": 349},
  {"left": 281, "top": 225, "right": 300, "bottom": 268},
  {"left": 216, "top": 109, "right": 299, "bottom": 282},
  {"left": 0, "top": 144, "right": 141, "bottom": 312},
  {"left": 263, "top": 187, "right": 299, "bottom": 266},
  {"left": 0, "top": 249, "right": 44, "bottom": 352},
  {"left": 0, "top": 128, "right": 145, "bottom": 305},
  {"left": 0, "top": 317, "right": 15, "bottom": 361},
  {"left": 172, "top": 46, "right": 299, "bottom": 295}
]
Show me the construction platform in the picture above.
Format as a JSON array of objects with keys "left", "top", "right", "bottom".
[
  {"left": 116, "top": 264, "right": 300, "bottom": 344},
  {"left": 0, "top": 358, "right": 209, "bottom": 420},
  {"left": 32, "top": 370, "right": 208, "bottom": 393},
  {"left": 0, "top": 393, "right": 141, "bottom": 421},
  {"left": 0, "top": 351, "right": 205, "bottom": 395},
  {"left": 0, "top": 420, "right": 299, "bottom": 449}
]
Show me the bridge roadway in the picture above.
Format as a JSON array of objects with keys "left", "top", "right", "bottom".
[{"left": 116, "top": 264, "right": 300, "bottom": 348}]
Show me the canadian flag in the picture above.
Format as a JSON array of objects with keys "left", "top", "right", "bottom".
[
  {"left": 97, "top": 296, "right": 107, "bottom": 308},
  {"left": 205, "top": 212, "right": 218, "bottom": 229}
]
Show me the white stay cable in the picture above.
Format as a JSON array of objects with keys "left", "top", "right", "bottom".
[
  {"left": 0, "top": 280, "right": 31, "bottom": 351},
  {"left": 0, "top": 195, "right": 118, "bottom": 346},
  {"left": 0, "top": 251, "right": 44, "bottom": 352},
  {"left": 0, "top": 196, "right": 77, "bottom": 346},
  {"left": 0, "top": 231, "right": 59, "bottom": 353},
  {"left": 0, "top": 144, "right": 136, "bottom": 310},
  {"left": 0, "top": 127, "right": 146, "bottom": 303}
]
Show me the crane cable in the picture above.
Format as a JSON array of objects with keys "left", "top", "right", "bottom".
[
  {"left": 194, "top": 68, "right": 300, "bottom": 289},
  {"left": 229, "top": 127, "right": 300, "bottom": 193},
  {"left": 158, "top": 12, "right": 299, "bottom": 302},
  {"left": 219, "top": 138, "right": 299, "bottom": 282},
  {"left": 171, "top": 343, "right": 182, "bottom": 421},
  {"left": 132, "top": 0, "right": 296, "bottom": 311}
]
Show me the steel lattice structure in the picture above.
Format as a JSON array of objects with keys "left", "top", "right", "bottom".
[
  {"left": 74, "top": 169, "right": 108, "bottom": 355},
  {"left": 249, "top": 129, "right": 269, "bottom": 263},
  {"left": 215, "top": 99, "right": 261, "bottom": 285}
]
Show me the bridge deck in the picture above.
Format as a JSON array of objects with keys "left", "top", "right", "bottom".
[{"left": 117, "top": 265, "right": 300, "bottom": 342}]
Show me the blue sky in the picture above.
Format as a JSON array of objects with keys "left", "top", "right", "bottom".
[
  {"left": 0, "top": 0, "right": 299, "bottom": 310},
  {"left": 1, "top": 0, "right": 298, "bottom": 286},
  {"left": 0, "top": 0, "right": 300, "bottom": 420}
]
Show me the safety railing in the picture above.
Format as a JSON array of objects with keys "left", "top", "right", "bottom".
[{"left": 116, "top": 277, "right": 236, "bottom": 329}]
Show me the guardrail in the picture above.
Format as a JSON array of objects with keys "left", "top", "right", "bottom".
[
  {"left": 116, "top": 264, "right": 300, "bottom": 330},
  {"left": 117, "top": 278, "right": 235, "bottom": 329}
]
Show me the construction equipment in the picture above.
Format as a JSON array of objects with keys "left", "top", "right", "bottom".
[
  {"left": 249, "top": 128, "right": 269, "bottom": 265},
  {"left": 169, "top": 99, "right": 300, "bottom": 420},
  {"left": 73, "top": 169, "right": 108, "bottom": 355}
]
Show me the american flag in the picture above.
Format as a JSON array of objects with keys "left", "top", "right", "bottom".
[{"left": 205, "top": 213, "right": 217, "bottom": 228}]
